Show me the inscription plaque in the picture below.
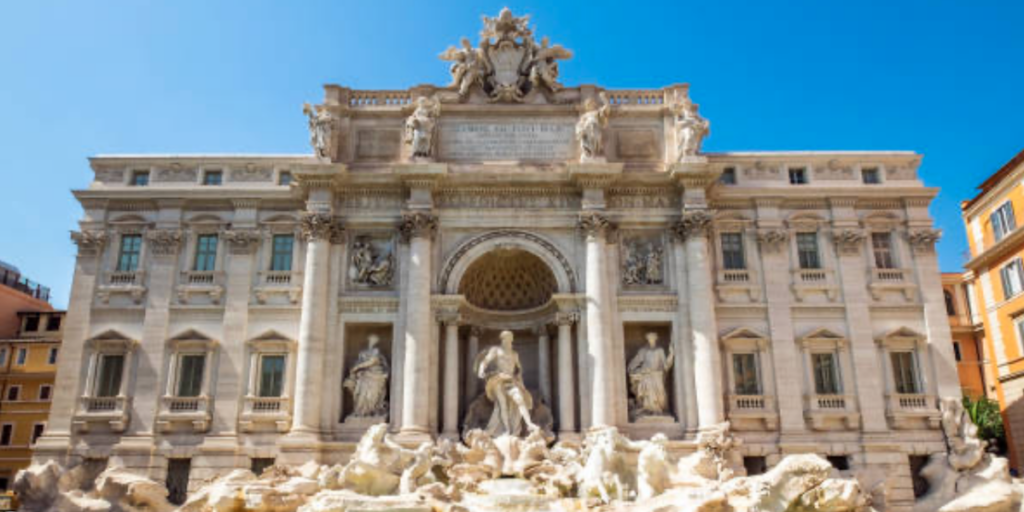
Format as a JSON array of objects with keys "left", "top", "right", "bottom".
[{"left": 439, "top": 119, "right": 576, "bottom": 161}]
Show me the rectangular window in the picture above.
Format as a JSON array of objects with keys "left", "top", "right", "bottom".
[
  {"left": 38, "top": 385, "right": 52, "bottom": 401},
  {"left": 130, "top": 170, "right": 149, "bottom": 186},
  {"left": 796, "top": 233, "right": 821, "bottom": 269},
  {"left": 278, "top": 171, "right": 293, "bottom": 186},
  {"left": 193, "top": 234, "right": 218, "bottom": 272},
  {"left": 47, "top": 348, "right": 58, "bottom": 365},
  {"left": 259, "top": 355, "right": 286, "bottom": 397},
  {"left": 720, "top": 167, "right": 737, "bottom": 185},
  {"left": 0, "top": 425, "right": 12, "bottom": 446},
  {"left": 1000, "top": 258, "right": 1024, "bottom": 299},
  {"left": 732, "top": 353, "right": 760, "bottom": 395},
  {"left": 116, "top": 234, "right": 143, "bottom": 272},
  {"left": 789, "top": 168, "right": 808, "bottom": 185},
  {"left": 24, "top": 315, "right": 39, "bottom": 332},
  {"left": 953, "top": 342, "right": 963, "bottom": 362},
  {"left": 812, "top": 352, "right": 841, "bottom": 394},
  {"left": 1015, "top": 316, "right": 1024, "bottom": 354},
  {"left": 0, "top": 348, "right": 7, "bottom": 366},
  {"left": 15, "top": 348, "right": 27, "bottom": 366},
  {"left": 31, "top": 424, "right": 44, "bottom": 445},
  {"left": 890, "top": 351, "right": 921, "bottom": 394},
  {"left": 46, "top": 315, "right": 61, "bottom": 331},
  {"left": 6, "top": 386, "right": 19, "bottom": 401},
  {"left": 720, "top": 233, "right": 746, "bottom": 270},
  {"left": 176, "top": 355, "right": 206, "bottom": 397},
  {"left": 202, "top": 170, "right": 222, "bottom": 186},
  {"left": 270, "top": 235, "right": 294, "bottom": 272},
  {"left": 95, "top": 354, "right": 125, "bottom": 397},
  {"left": 992, "top": 201, "right": 1017, "bottom": 242},
  {"left": 862, "top": 168, "right": 880, "bottom": 184},
  {"left": 871, "top": 232, "right": 896, "bottom": 269}
]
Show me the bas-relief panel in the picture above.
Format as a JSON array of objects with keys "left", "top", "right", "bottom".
[
  {"left": 620, "top": 233, "right": 667, "bottom": 289},
  {"left": 155, "top": 167, "right": 198, "bottom": 183},
  {"left": 230, "top": 166, "right": 273, "bottom": 182},
  {"left": 348, "top": 234, "right": 397, "bottom": 290}
]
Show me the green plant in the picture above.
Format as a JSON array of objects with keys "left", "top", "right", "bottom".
[{"left": 963, "top": 395, "right": 1006, "bottom": 454}]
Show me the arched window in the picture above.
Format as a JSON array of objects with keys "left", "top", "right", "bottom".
[{"left": 944, "top": 290, "right": 956, "bottom": 317}]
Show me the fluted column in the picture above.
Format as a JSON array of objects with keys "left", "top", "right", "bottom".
[
  {"left": 399, "top": 212, "right": 438, "bottom": 438},
  {"left": 537, "top": 326, "right": 552, "bottom": 407},
  {"left": 465, "top": 327, "right": 481, "bottom": 400},
  {"left": 291, "top": 212, "right": 343, "bottom": 436},
  {"left": 676, "top": 209, "right": 725, "bottom": 427},
  {"left": 555, "top": 311, "right": 578, "bottom": 434},
  {"left": 579, "top": 212, "right": 617, "bottom": 428},
  {"left": 438, "top": 307, "right": 461, "bottom": 437}
]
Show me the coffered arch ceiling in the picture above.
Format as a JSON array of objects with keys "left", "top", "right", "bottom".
[{"left": 458, "top": 249, "right": 558, "bottom": 311}]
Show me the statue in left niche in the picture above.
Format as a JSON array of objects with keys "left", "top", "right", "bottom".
[
  {"left": 349, "top": 236, "right": 395, "bottom": 287},
  {"left": 343, "top": 334, "right": 390, "bottom": 420},
  {"left": 627, "top": 332, "right": 674, "bottom": 420},
  {"left": 302, "top": 102, "right": 341, "bottom": 160},
  {"left": 404, "top": 96, "right": 441, "bottom": 159}
]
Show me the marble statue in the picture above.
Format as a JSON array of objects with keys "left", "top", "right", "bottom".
[
  {"left": 440, "top": 37, "right": 487, "bottom": 97},
  {"left": 343, "top": 335, "right": 390, "bottom": 419},
  {"left": 302, "top": 102, "right": 340, "bottom": 160},
  {"left": 628, "top": 332, "right": 675, "bottom": 419},
  {"left": 475, "top": 330, "right": 539, "bottom": 437},
  {"left": 939, "top": 397, "right": 986, "bottom": 470},
  {"left": 349, "top": 236, "right": 395, "bottom": 287},
  {"left": 576, "top": 93, "right": 612, "bottom": 161},
  {"left": 528, "top": 36, "right": 572, "bottom": 93},
  {"left": 673, "top": 99, "right": 710, "bottom": 160},
  {"left": 578, "top": 426, "right": 645, "bottom": 503},
  {"left": 636, "top": 433, "right": 672, "bottom": 500},
  {"left": 404, "top": 96, "right": 440, "bottom": 159}
]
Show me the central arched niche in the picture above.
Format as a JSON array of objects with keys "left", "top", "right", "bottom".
[{"left": 458, "top": 248, "right": 558, "bottom": 311}]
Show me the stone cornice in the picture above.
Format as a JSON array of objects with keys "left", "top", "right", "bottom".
[
  {"left": 568, "top": 163, "right": 623, "bottom": 189},
  {"left": 393, "top": 163, "right": 448, "bottom": 190}
]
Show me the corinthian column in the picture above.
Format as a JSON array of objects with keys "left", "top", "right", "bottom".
[
  {"left": 290, "top": 211, "right": 343, "bottom": 436},
  {"left": 579, "top": 212, "right": 617, "bottom": 428},
  {"left": 398, "top": 211, "right": 438, "bottom": 439},
  {"left": 554, "top": 310, "right": 578, "bottom": 434},
  {"left": 676, "top": 209, "right": 725, "bottom": 427}
]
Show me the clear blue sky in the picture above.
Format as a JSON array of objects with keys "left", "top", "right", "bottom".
[{"left": 2, "top": 1, "right": 1022, "bottom": 308}]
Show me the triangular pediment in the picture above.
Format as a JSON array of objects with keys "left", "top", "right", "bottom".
[
  {"left": 87, "top": 329, "right": 137, "bottom": 350},
  {"left": 720, "top": 327, "right": 767, "bottom": 341},
  {"left": 168, "top": 329, "right": 214, "bottom": 342},
  {"left": 800, "top": 327, "right": 845, "bottom": 341},
  {"left": 249, "top": 330, "right": 294, "bottom": 343},
  {"left": 880, "top": 326, "right": 924, "bottom": 341}
]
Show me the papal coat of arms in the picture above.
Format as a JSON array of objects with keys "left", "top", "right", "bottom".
[{"left": 440, "top": 8, "right": 572, "bottom": 102}]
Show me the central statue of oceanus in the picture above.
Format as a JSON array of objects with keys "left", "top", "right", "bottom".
[{"left": 475, "top": 330, "right": 539, "bottom": 437}]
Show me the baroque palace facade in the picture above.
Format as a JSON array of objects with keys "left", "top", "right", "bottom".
[{"left": 36, "top": 10, "right": 958, "bottom": 508}]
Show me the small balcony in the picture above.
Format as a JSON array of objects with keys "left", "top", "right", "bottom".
[
  {"left": 96, "top": 270, "right": 147, "bottom": 304},
  {"left": 715, "top": 269, "right": 759, "bottom": 302},
  {"left": 156, "top": 395, "right": 212, "bottom": 433},
  {"left": 885, "top": 393, "right": 940, "bottom": 430},
  {"left": 726, "top": 394, "right": 778, "bottom": 431},
  {"left": 791, "top": 268, "right": 837, "bottom": 301},
  {"left": 868, "top": 268, "right": 917, "bottom": 301},
  {"left": 176, "top": 271, "right": 225, "bottom": 304},
  {"left": 804, "top": 394, "right": 860, "bottom": 430},
  {"left": 254, "top": 271, "right": 303, "bottom": 305},
  {"left": 73, "top": 395, "right": 131, "bottom": 433},
  {"left": 239, "top": 395, "right": 292, "bottom": 433}
]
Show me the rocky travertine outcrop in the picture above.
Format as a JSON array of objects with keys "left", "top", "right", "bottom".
[{"left": 26, "top": 417, "right": 1021, "bottom": 512}]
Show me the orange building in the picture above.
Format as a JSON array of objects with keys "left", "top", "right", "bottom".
[
  {"left": 0, "top": 311, "right": 63, "bottom": 490},
  {"left": 941, "top": 272, "right": 991, "bottom": 399},
  {"left": 962, "top": 148, "right": 1024, "bottom": 468},
  {"left": 0, "top": 262, "right": 52, "bottom": 338}
]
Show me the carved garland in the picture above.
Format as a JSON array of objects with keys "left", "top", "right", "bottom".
[
  {"left": 756, "top": 229, "right": 788, "bottom": 253},
  {"left": 222, "top": 230, "right": 262, "bottom": 254},
  {"left": 145, "top": 229, "right": 183, "bottom": 256},
  {"left": 832, "top": 229, "right": 867, "bottom": 256},
  {"left": 438, "top": 230, "right": 578, "bottom": 293}
]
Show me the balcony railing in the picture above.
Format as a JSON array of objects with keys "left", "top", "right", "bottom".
[
  {"left": 720, "top": 269, "right": 750, "bottom": 283},
  {"left": 181, "top": 271, "right": 222, "bottom": 286},
  {"left": 108, "top": 270, "right": 143, "bottom": 286},
  {"left": 728, "top": 394, "right": 774, "bottom": 411},
  {"left": 79, "top": 395, "right": 129, "bottom": 413},
  {"left": 243, "top": 396, "right": 290, "bottom": 414},
  {"left": 162, "top": 395, "right": 209, "bottom": 414},
  {"left": 260, "top": 270, "right": 297, "bottom": 286},
  {"left": 0, "top": 268, "right": 50, "bottom": 302},
  {"left": 890, "top": 393, "right": 933, "bottom": 411},
  {"left": 872, "top": 268, "right": 907, "bottom": 282},
  {"left": 795, "top": 269, "right": 828, "bottom": 283}
]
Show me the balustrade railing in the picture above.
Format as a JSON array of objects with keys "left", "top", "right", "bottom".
[
  {"left": 243, "top": 396, "right": 290, "bottom": 414},
  {"left": 260, "top": 271, "right": 299, "bottom": 286},
  {"left": 888, "top": 393, "right": 934, "bottom": 411},
  {"left": 163, "top": 395, "right": 208, "bottom": 414},
  {"left": 728, "top": 394, "right": 774, "bottom": 411},
  {"left": 348, "top": 90, "right": 412, "bottom": 107},
  {"left": 108, "top": 271, "right": 143, "bottom": 286},
  {"left": 720, "top": 269, "right": 751, "bottom": 283},
  {"left": 605, "top": 90, "right": 665, "bottom": 106},
  {"left": 872, "top": 268, "right": 906, "bottom": 282},
  {"left": 795, "top": 269, "right": 828, "bottom": 283},
  {"left": 79, "top": 395, "right": 128, "bottom": 413}
]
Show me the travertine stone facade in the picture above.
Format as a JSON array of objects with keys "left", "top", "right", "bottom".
[{"left": 38, "top": 10, "right": 959, "bottom": 510}]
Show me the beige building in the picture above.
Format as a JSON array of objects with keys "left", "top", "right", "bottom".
[{"left": 37, "top": 11, "right": 959, "bottom": 510}]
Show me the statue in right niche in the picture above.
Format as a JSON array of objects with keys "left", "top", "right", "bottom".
[
  {"left": 344, "top": 334, "right": 390, "bottom": 419},
  {"left": 627, "top": 332, "right": 674, "bottom": 420}
]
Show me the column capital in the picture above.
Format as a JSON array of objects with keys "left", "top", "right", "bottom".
[
  {"left": 907, "top": 228, "right": 942, "bottom": 254},
  {"left": 832, "top": 229, "right": 867, "bottom": 256},
  {"left": 554, "top": 311, "right": 579, "bottom": 326},
  {"left": 70, "top": 230, "right": 108, "bottom": 256},
  {"left": 399, "top": 211, "right": 438, "bottom": 242},
  {"left": 145, "top": 229, "right": 183, "bottom": 256},
  {"left": 671, "top": 209, "right": 714, "bottom": 241},
  {"left": 299, "top": 212, "right": 344, "bottom": 242},
  {"left": 756, "top": 228, "right": 789, "bottom": 254},
  {"left": 432, "top": 294, "right": 464, "bottom": 326},
  {"left": 222, "top": 229, "right": 262, "bottom": 254},
  {"left": 577, "top": 212, "right": 616, "bottom": 239}
]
